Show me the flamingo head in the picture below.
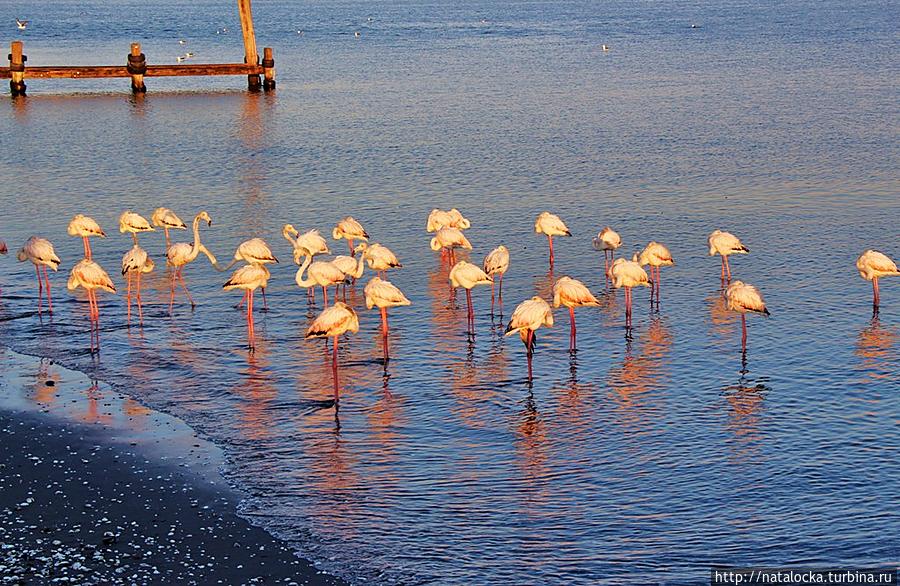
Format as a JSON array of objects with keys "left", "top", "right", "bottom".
[
  {"left": 197, "top": 211, "right": 212, "bottom": 226},
  {"left": 282, "top": 224, "right": 298, "bottom": 238},
  {"left": 429, "top": 237, "right": 442, "bottom": 251}
]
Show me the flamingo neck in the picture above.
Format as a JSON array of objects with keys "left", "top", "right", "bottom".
[
  {"left": 187, "top": 216, "right": 204, "bottom": 261},
  {"left": 295, "top": 254, "right": 315, "bottom": 287}
]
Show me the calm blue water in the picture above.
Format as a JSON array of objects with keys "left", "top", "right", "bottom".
[{"left": 1, "top": 0, "right": 898, "bottom": 583}]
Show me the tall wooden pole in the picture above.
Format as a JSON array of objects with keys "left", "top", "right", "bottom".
[
  {"left": 237, "top": 0, "right": 261, "bottom": 91},
  {"left": 127, "top": 43, "right": 147, "bottom": 93},
  {"left": 9, "top": 41, "right": 26, "bottom": 96}
]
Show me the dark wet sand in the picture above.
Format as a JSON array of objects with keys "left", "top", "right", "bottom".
[{"left": 0, "top": 409, "right": 347, "bottom": 585}]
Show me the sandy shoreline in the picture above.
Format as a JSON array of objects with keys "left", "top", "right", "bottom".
[{"left": 0, "top": 348, "right": 347, "bottom": 585}]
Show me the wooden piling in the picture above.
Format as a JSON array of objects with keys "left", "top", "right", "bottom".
[
  {"left": 237, "top": 0, "right": 261, "bottom": 91},
  {"left": 262, "top": 47, "right": 275, "bottom": 91},
  {"left": 8, "top": 41, "right": 26, "bottom": 96},
  {"left": 127, "top": 43, "right": 147, "bottom": 93}
]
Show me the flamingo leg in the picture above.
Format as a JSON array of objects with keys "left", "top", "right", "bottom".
[
  {"left": 169, "top": 268, "right": 177, "bottom": 311},
  {"left": 131, "top": 233, "right": 138, "bottom": 246},
  {"left": 348, "top": 239, "right": 354, "bottom": 257},
  {"left": 247, "top": 289, "right": 255, "bottom": 347},
  {"left": 548, "top": 235, "right": 554, "bottom": 267},
  {"left": 526, "top": 329, "right": 534, "bottom": 380},
  {"left": 82, "top": 236, "right": 90, "bottom": 260},
  {"left": 332, "top": 335, "right": 340, "bottom": 410},
  {"left": 35, "top": 265, "right": 43, "bottom": 313},
  {"left": 625, "top": 286, "right": 632, "bottom": 326},
  {"left": 569, "top": 306, "right": 576, "bottom": 351},
  {"left": 323, "top": 286, "right": 329, "bottom": 307},
  {"left": 873, "top": 277, "right": 880, "bottom": 307},
  {"left": 498, "top": 272, "right": 504, "bottom": 302},
  {"left": 380, "top": 307, "right": 389, "bottom": 361},
  {"left": 42, "top": 265, "right": 53, "bottom": 314},
  {"left": 177, "top": 268, "right": 195, "bottom": 307},
  {"left": 466, "top": 288, "right": 473, "bottom": 334},
  {"left": 261, "top": 287, "right": 268, "bottom": 311},
  {"left": 741, "top": 313, "right": 747, "bottom": 350},
  {"left": 725, "top": 256, "right": 732, "bottom": 281},
  {"left": 126, "top": 272, "right": 133, "bottom": 322},
  {"left": 236, "top": 290, "right": 248, "bottom": 309},
  {"left": 136, "top": 271, "right": 144, "bottom": 324},
  {"left": 490, "top": 280, "right": 495, "bottom": 314},
  {"left": 164, "top": 227, "right": 171, "bottom": 250},
  {"left": 720, "top": 256, "right": 726, "bottom": 282}
]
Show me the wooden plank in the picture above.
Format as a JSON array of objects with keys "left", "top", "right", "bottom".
[
  {"left": 237, "top": 0, "right": 259, "bottom": 65},
  {"left": 0, "top": 63, "right": 264, "bottom": 79}
]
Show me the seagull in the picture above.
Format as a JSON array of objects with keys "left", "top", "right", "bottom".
[
  {"left": 16, "top": 19, "right": 28, "bottom": 30},
  {"left": 354, "top": 31, "right": 361, "bottom": 37},
  {"left": 178, "top": 39, "right": 186, "bottom": 45},
  {"left": 601, "top": 44, "right": 610, "bottom": 52},
  {"left": 176, "top": 56, "right": 186, "bottom": 63}
]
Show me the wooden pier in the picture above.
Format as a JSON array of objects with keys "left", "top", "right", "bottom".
[{"left": 1, "top": 0, "right": 275, "bottom": 95}]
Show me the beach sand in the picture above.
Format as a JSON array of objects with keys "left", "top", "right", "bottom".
[{"left": 0, "top": 349, "right": 346, "bottom": 585}]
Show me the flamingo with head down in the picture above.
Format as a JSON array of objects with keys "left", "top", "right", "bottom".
[
  {"left": 534, "top": 212, "right": 571, "bottom": 268},
  {"left": 68, "top": 258, "right": 116, "bottom": 352},
  {"left": 17, "top": 236, "right": 60, "bottom": 314},
  {"left": 364, "top": 276, "right": 411, "bottom": 361},
  {"left": 505, "top": 296, "right": 554, "bottom": 379},
  {"left": 67, "top": 215, "right": 105, "bottom": 260},
  {"left": 305, "top": 302, "right": 360, "bottom": 411}
]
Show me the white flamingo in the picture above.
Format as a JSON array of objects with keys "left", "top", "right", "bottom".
[
  {"left": 638, "top": 241, "right": 674, "bottom": 300},
  {"left": 68, "top": 259, "right": 116, "bottom": 352},
  {"left": 121, "top": 245, "right": 154, "bottom": 324},
  {"left": 708, "top": 230, "right": 749, "bottom": 282},
  {"left": 552, "top": 276, "right": 600, "bottom": 351},
  {"left": 592, "top": 226, "right": 621, "bottom": 277},
  {"left": 332, "top": 216, "right": 369, "bottom": 256},
  {"left": 305, "top": 302, "right": 360, "bottom": 411},
  {"left": 483, "top": 245, "right": 510, "bottom": 313},
  {"left": 222, "top": 238, "right": 278, "bottom": 309},
  {"left": 430, "top": 227, "right": 472, "bottom": 264},
  {"left": 364, "top": 276, "right": 411, "bottom": 360},
  {"left": 119, "top": 211, "right": 155, "bottom": 245},
  {"left": 355, "top": 242, "right": 402, "bottom": 278},
  {"left": 17, "top": 237, "right": 60, "bottom": 314},
  {"left": 534, "top": 211, "right": 571, "bottom": 268},
  {"left": 165, "top": 211, "right": 217, "bottom": 310},
  {"left": 449, "top": 260, "right": 492, "bottom": 334},
  {"left": 295, "top": 253, "right": 350, "bottom": 307},
  {"left": 856, "top": 250, "right": 899, "bottom": 308},
  {"left": 283, "top": 225, "right": 330, "bottom": 260},
  {"left": 724, "top": 280, "right": 770, "bottom": 350},
  {"left": 505, "top": 296, "right": 554, "bottom": 379},
  {"left": 151, "top": 208, "right": 186, "bottom": 249},
  {"left": 426, "top": 208, "right": 471, "bottom": 232},
  {"left": 610, "top": 254, "right": 650, "bottom": 326},
  {"left": 224, "top": 264, "right": 270, "bottom": 348},
  {"left": 67, "top": 215, "right": 105, "bottom": 260}
]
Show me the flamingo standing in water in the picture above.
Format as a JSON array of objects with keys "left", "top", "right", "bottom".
[
  {"left": 283, "top": 225, "right": 330, "bottom": 260},
  {"left": 330, "top": 253, "right": 366, "bottom": 299},
  {"left": 552, "top": 276, "right": 600, "bottom": 351},
  {"left": 119, "top": 211, "right": 155, "bottom": 245},
  {"left": 295, "top": 253, "right": 350, "bottom": 306},
  {"left": 67, "top": 215, "right": 105, "bottom": 260},
  {"left": 121, "top": 245, "right": 154, "bottom": 324},
  {"left": 430, "top": 227, "right": 471, "bottom": 264},
  {"left": 724, "top": 280, "right": 770, "bottom": 350},
  {"left": 856, "top": 250, "right": 899, "bottom": 308},
  {"left": 67, "top": 259, "right": 116, "bottom": 352},
  {"left": 355, "top": 242, "right": 401, "bottom": 278},
  {"left": 638, "top": 241, "right": 674, "bottom": 301},
  {"left": 449, "top": 260, "right": 492, "bottom": 334},
  {"left": 534, "top": 212, "right": 571, "bottom": 268},
  {"left": 610, "top": 254, "right": 650, "bottom": 326},
  {"left": 17, "top": 237, "right": 60, "bottom": 314},
  {"left": 222, "top": 238, "right": 278, "bottom": 310},
  {"left": 305, "top": 302, "right": 360, "bottom": 411},
  {"left": 708, "top": 230, "right": 749, "bottom": 283},
  {"left": 224, "top": 264, "right": 270, "bottom": 348},
  {"left": 426, "top": 208, "right": 471, "bottom": 232},
  {"left": 483, "top": 245, "right": 510, "bottom": 314},
  {"left": 151, "top": 207, "right": 186, "bottom": 249},
  {"left": 364, "top": 276, "right": 411, "bottom": 361},
  {"left": 166, "top": 211, "right": 217, "bottom": 310},
  {"left": 505, "top": 296, "right": 554, "bottom": 379},
  {"left": 592, "top": 226, "right": 621, "bottom": 278},
  {"left": 332, "top": 216, "right": 369, "bottom": 256}
]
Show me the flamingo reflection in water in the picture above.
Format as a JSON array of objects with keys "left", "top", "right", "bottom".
[{"left": 854, "top": 315, "right": 897, "bottom": 382}]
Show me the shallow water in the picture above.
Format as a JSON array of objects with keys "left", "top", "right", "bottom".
[{"left": 1, "top": 0, "right": 898, "bottom": 583}]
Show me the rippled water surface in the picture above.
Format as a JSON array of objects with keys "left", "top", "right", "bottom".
[{"left": 1, "top": 0, "right": 898, "bottom": 583}]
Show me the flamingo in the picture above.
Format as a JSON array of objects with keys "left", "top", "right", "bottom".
[
  {"left": 67, "top": 259, "right": 116, "bottom": 352},
  {"left": 430, "top": 227, "right": 472, "bottom": 264},
  {"left": 295, "top": 253, "right": 350, "bottom": 307},
  {"left": 165, "top": 211, "right": 217, "bottom": 310},
  {"left": 534, "top": 212, "right": 571, "bottom": 268},
  {"left": 283, "top": 225, "right": 330, "bottom": 260},
  {"left": 67, "top": 215, "right": 105, "bottom": 260},
  {"left": 119, "top": 211, "right": 155, "bottom": 245},
  {"left": 17, "top": 237, "right": 60, "bottom": 314},
  {"left": 708, "top": 230, "right": 749, "bottom": 283},
  {"left": 724, "top": 280, "right": 770, "bottom": 350},
  {"left": 355, "top": 242, "right": 401, "bottom": 278},
  {"left": 224, "top": 264, "right": 270, "bottom": 348},
  {"left": 483, "top": 245, "right": 510, "bottom": 314},
  {"left": 364, "top": 276, "right": 411, "bottom": 360},
  {"left": 0, "top": 241, "right": 6, "bottom": 255},
  {"left": 552, "top": 276, "right": 600, "bottom": 351},
  {"left": 330, "top": 253, "right": 366, "bottom": 298},
  {"left": 151, "top": 207, "right": 186, "bottom": 249},
  {"left": 305, "top": 302, "right": 360, "bottom": 410},
  {"left": 638, "top": 241, "right": 674, "bottom": 300},
  {"left": 505, "top": 296, "right": 554, "bottom": 379},
  {"left": 222, "top": 238, "right": 278, "bottom": 309},
  {"left": 426, "top": 208, "right": 471, "bottom": 232},
  {"left": 856, "top": 250, "right": 899, "bottom": 308},
  {"left": 332, "top": 216, "right": 369, "bottom": 256},
  {"left": 121, "top": 245, "right": 154, "bottom": 324},
  {"left": 449, "top": 260, "right": 493, "bottom": 334},
  {"left": 592, "top": 226, "right": 621, "bottom": 278},
  {"left": 610, "top": 254, "right": 650, "bottom": 326}
]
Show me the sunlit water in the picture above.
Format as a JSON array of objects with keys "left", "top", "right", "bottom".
[{"left": 1, "top": 0, "right": 898, "bottom": 583}]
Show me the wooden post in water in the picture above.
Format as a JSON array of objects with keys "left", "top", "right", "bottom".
[
  {"left": 237, "top": 0, "right": 261, "bottom": 91},
  {"left": 127, "top": 43, "right": 147, "bottom": 93},
  {"left": 262, "top": 47, "right": 275, "bottom": 91},
  {"left": 8, "top": 41, "right": 26, "bottom": 96}
]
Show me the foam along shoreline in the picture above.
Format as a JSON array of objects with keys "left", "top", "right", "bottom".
[{"left": 0, "top": 346, "right": 347, "bottom": 585}]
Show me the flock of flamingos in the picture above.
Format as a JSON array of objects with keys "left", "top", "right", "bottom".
[{"left": 1, "top": 207, "right": 898, "bottom": 407}]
